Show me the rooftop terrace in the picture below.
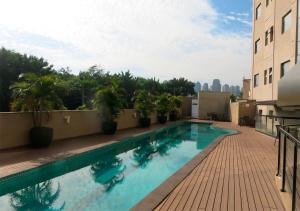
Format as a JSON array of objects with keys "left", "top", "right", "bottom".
[{"left": 0, "top": 121, "right": 286, "bottom": 211}]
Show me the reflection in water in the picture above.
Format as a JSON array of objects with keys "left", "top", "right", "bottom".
[
  {"left": 10, "top": 180, "right": 65, "bottom": 211},
  {"left": 133, "top": 129, "right": 184, "bottom": 166},
  {"left": 132, "top": 137, "right": 156, "bottom": 168},
  {"left": 190, "top": 124, "right": 199, "bottom": 141},
  {"left": 90, "top": 155, "right": 125, "bottom": 191}
]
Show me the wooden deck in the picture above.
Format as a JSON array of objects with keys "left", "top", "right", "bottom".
[{"left": 154, "top": 122, "right": 285, "bottom": 211}]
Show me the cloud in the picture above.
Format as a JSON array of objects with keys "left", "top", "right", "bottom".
[
  {"left": 223, "top": 13, "right": 252, "bottom": 26},
  {"left": 0, "top": 0, "right": 251, "bottom": 85},
  {"left": 230, "top": 11, "right": 250, "bottom": 17}
]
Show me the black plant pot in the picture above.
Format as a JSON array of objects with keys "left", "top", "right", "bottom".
[
  {"left": 169, "top": 112, "right": 177, "bottom": 121},
  {"left": 139, "top": 118, "right": 151, "bottom": 127},
  {"left": 30, "top": 127, "right": 53, "bottom": 148},
  {"left": 157, "top": 115, "right": 167, "bottom": 124},
  {"left": 102, "top": 121, "right": 118, "bottom": 134}
]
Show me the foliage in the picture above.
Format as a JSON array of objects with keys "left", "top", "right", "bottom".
[
  {"left": 163, "top": 78, "right": 195, "bottom": 96},
  {"left": 156, "top": 93, "right": 170, "bottom": 117},
  {"left": 169, "top": 95, "right": 182, "bottom": 114},
  {"left": 134, "top": 90, "right": 155, "bottom": 119},
  {"left": 94, "top": 82, "right": 125, "bottom": 122},
  {"left": 1, "top": 48, "right": 196, "bottom": 112},
  {"left": 230, "top": 94, "right": 237, "bottom": 102},
  {"left": 137, "top": 77, "right": 164, "bottom": 94},
  {"left": 113, "top": 71, "right": 138, "bottom": 109},
  {"left": 0, "top": 48, "right": 54, "bottom": 112},
  {"left": 10, "top": 73, "right": 64, "bottom": 127}
]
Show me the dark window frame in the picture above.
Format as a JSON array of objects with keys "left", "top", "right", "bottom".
[
  {"left": 270, "top": 26, "right": 274, "bottom": 42},
  {"left": 255, "top": 39, "right": 260, "bottom": 54},
  {"left": 282, "top": 10, "right": 292, "bottom": 34},
  {"left": 265, "top": 31, "right": 268, "bottom": 46},
  {"left": 256, "top": 3, "right": 262, "bottom": 20},
  {"left": 264, "top": 70, "right": 268, "bottom": 85},
  {"left": 254, "top": 74, "right": 260, "bottom": 87},
  {"left": 269, "top": 68, "right": 273, "bottom": 84},
  {"left": 280, "top": 60, "right": 290, "bottom": 78}
]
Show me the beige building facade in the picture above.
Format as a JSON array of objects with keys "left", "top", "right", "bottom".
[{"left": 251, "top": 0, "right": 299, "bottom": 115}]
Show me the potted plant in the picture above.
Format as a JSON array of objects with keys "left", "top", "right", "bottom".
[
  {"left": 169, "top": 95, "right": 182, "bottom": 121},
  {"left": 10, "top": 73, "right": 64, "bottom": 148},
  {"left": 156, "top": 93, "right": 170, "bottom": 124},
  {"left": 135, "top": 91, "right": 155, "bottom": 127},
  {"left": 94, "top": 83, "right": 124, "bottom": 134}
]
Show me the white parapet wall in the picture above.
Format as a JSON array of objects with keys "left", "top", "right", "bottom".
[{"left": 0, "top": 109, "right": 158, "bottom": 150}]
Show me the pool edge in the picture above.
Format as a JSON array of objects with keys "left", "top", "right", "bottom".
[{"left": 131, "top": 122, "right": 240, "bottom": 211}]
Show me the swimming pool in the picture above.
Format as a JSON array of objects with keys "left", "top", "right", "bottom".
[{"left": 0, "top": 122, "right": 235, "bottom": 211}]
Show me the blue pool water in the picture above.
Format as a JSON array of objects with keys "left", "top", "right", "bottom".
[{"left": 0, "top": 122, "right": 235, "bottom": 211}]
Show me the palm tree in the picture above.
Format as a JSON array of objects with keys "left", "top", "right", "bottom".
[
  {"left": 90, "top": 155, "right": 125, "bottom": 191},
  {"left": 156, "top": 93, "right": 170, "bottom": 124},
  {"left": 94, "top": 82, "right": 125, "bottom": 134},
  {"left": 10, "top": 73, "right": 64, "bottom": 147},
  {"left": 135, "top": 91, "right": 155, "bottom": 127},
  {"left": 169, "top": 95, "right": 182, "bottom": 121},
  {"left": 10, "top": 180, "right": 65, "bottom": 211}
]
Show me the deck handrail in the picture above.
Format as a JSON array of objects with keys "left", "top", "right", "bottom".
[
  {"left": 255, "top": 114, "right": 300, "bottom": 137},
  {"left": 277, "top": 124, "right": 300, "bottom": 211}
]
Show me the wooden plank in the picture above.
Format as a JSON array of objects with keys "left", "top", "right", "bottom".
[{"left": 154, "top": 123, "right": 285, "bottom": 211}]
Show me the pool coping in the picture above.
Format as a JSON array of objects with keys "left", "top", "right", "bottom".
[
  {"left": 131, "top": 122, "right": 240, "bottom": 211},
  {"left": 0, "top": 119, "right": 191, "bottom": 182}
]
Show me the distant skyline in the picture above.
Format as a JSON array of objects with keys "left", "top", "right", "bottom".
[
  {"left": 0, "top": 0, "right": 252, "bottom": 85},
  {"left": 194, "top": 80, "right": 240, "bottom": 95}
]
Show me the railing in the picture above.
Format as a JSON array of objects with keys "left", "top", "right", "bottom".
[
  {"left": 256, "top": 115, "right": 300, "bottom": 137},
  {"left": 277, "top": 124, "right": 300, "bottom": 211}
]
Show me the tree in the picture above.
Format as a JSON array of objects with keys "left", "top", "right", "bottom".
[
  {"left": 163, "top": 78, "right": 195, "bottom": 96},
  {"left": 137, "top": 77, "right": 164, "bottom": 94},
  {"left": 113, "top": 71, "right": 138, "bottom": 109},
  {"left": 94, "top": 82, "right": 125, "bottom": 134},
  {"left": 156, "top": 93, "right": 170, "bottom": 123},
  {"left": 135, "top": 91, "right": 155, "bottom": 127},
  {"left": 0, "top": 48, "right": 54, "bottom": 111},
  {"left": 10, "top": 73, "right": 64, "bottom": 127}
]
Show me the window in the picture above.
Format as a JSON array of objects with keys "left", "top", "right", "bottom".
[
  {"left": 258, "top": 109, "right": 263, "bottom": 115},
  {"left": 265, "top": 26, "right": 274, "bottom": 46},
  {"left": 265, "top": 31, "right": 268, "bottom": 45},
  {"left": 255, "top": 39, "right": 261, "bottom": 54},
  {"left": 266, "top": 0, "right": 269, "bottom": 7},
  {"left": 282, "top": 11, "right": 292, "bottom": 33},
  {"left": 269, "top": 68, "right": 273, "bottom": 83},
  {"left": 254, "top": 74, "right": 259, "bottom": 87},
  {"left": 256, "top": 4, "right": 262, "bottom": 20},
  {"left": 270, "top": 26, "right": 274, "bottom": 42},
  {"left": 280, "top": 60, "right": 290, "bottom": 78},
  {"left": 269, "top": 110, "right": 274, "bottom": 116},
  {"left": 264, "top": 70, "right": 267, "bottom": 85},
  {"left": 269, "top": 110, "right": 274, "bottom": 119}
]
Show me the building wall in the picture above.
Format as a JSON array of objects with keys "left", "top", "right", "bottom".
[
  {"left": 198, "top": 92, "right": 231, "bottom": 120},
  {"left": 229, "top": 102, "right": 240, "bottom": 125},
  {"left": 181, "top": 96, "right": 192, "bottom": 117},
  {"left": 242, "top": 79, "right": 251, "bottom": 99},
  {"left": 252, "top": 0, "right": 297, "bottom": 102},
  {"left": 230, "top": 101, "right": 256, "bottom": 125},
  {"left": 0, "top": 97, "right": 192, "bottom": 150},
  {"left": 0, "top": 110, "right": 158, "bottom": 150}
]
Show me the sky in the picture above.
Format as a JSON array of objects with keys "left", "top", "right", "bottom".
[{"left": 0, "top": 0, "right": 252, "bottom": 85}]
